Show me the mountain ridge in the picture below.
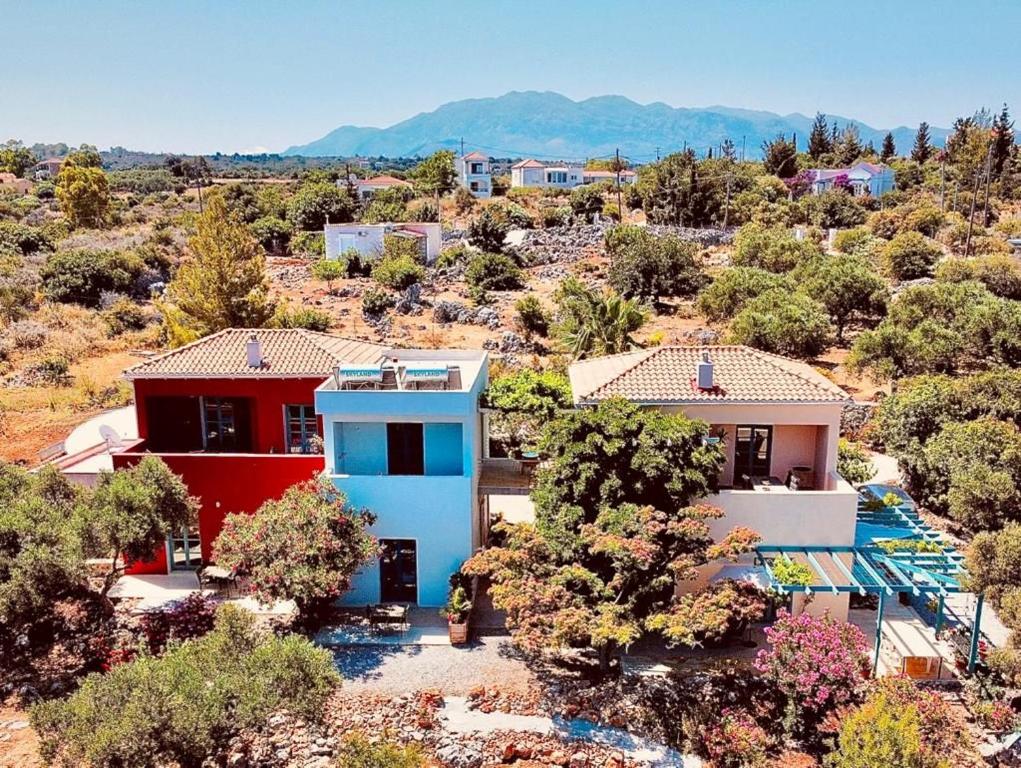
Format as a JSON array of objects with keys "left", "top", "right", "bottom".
[{"left": 283, "top": 90, "right": 949, "bottom": 160}]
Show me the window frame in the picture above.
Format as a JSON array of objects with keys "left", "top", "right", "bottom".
[
  {"left": 284, "top": 404, "right": 318, "bottom": 454},
  {"left": 734, "top": 424, "right": 773, "bottom": 481}
]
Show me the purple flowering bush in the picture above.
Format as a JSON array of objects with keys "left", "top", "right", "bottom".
[{"left": 754, "top": 609, "right": 869, "bottom": 732}]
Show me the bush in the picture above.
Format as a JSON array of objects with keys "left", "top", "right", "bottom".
[
  {"left": 697, "top": 267, "right": 790, "bottom": 323},
  {"left": 435, "top": 243, "right": 471, "bottom": 269},
  {"left": 832, "top": 226, "right": 874, "bottom": 255},
  {"left": 8, "top": 318, "right": 49, "bottom": 349},
  {"left": 837, "top": 439, "right": 876, "bottom": 485},
  {"left": 935, "top": 254, "right": 1021, "bottom": 300},
  {"left": 728, "top": 289, "right": 831, "bottom": 358},
  {"left": 25, "top": 355, "right": 72, "bottom": 386},
  {"left": 514, "top": 294, "right": 550, "bottom": 338},
  {"left": 272, "top": 305, "right": 332, "bottom": 331},
  {"left": 310, "top": 257, "right": 346, "bottom": 290},
  {"left": 755, "top": 610, "right": 868, "bottom": 734},
  {"left": 453, "top": 186, "right": 476, "bottom": 214},
  {"left": 828, "top": 691, "right": 932, "bottom": 768},
  {"left": 287, "top": 181, "right": 356, "bottom": 231},
  {"left": 604, "top": 225, "right": 706, "bottom": 301},
  {"left": 406, "top": 198, "right": 438, "bottom": 222},
  {"left": 291, "top": 230, "right": 325, "bottom": 257},
  {"left": 249, "top": 215, "right": 292, "bottom": 253},
  {"left": 101, "top": 297, "right": 150, "bottom": 336},
  {"left": 32, "top": 605, "right": 340, "bottom": 768},
  {"left": 372, "top": 253, "right": 425, "bottom": 290},
  {"left": 362, "top": 286, "right": 395, "bottom": 316},
  {"left": 800, "top": 189, "right": 867, "bottom": 229},
  {"left": 701, "top": 708, "right": 769, "bottom": 768},
  {"left": 465, "top": 252, "right": 522, "bottom": 296},
  {"left": 467, "top": 208, "right": 509, "bottom": 252},
  {"left": 793, "top": 254, "right": 887, "bottom": 341},
  {"left": 569, "top": 185, "right": 604, "bottom": 219},
  {"left": 336, "top": 733, "right": 423, "bottom": 768},
  {"left": 0, "top": 221, "right": 52, "bottom": 255},
  {"left": 883, "top": 232, "right": 942, "bottom": 281},
  {"left": 40, "top": 249, "right": 145, "bottom": 307},
  {"left": 139, "top": 593, "right": 217, "bottom": 654},
  {"left": 540, "top": 205, "right": 572, "bottom": 227},
  {"left": 732, "top": 223, "right": 821, "bottom": 273}
]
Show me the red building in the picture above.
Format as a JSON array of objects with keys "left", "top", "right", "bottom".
[{"left": 110, "top": 328, "right": 387, "bottom": 574}]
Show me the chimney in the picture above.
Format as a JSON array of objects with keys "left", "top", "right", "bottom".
[
  {"left": 246, "top": 334, "right": 262, "bottom": 368},
  {"left": 697, "top": 351, "right": 714, "bottom": 390}
]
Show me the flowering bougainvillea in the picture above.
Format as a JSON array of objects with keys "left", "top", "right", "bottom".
[{"left": 754, "top": 609, "right": 869, "bottom": 731}]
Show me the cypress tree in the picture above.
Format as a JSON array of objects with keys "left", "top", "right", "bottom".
[
  {"left": 911, "top": 122, "right": 933, "bottom": 163},
  {"left": 808, "top": 112, "right": 832, "bottom": 160},
  {"left": 991, "top": 104, "right": 1015, "bottom": 176},
  {"left": 880, "top": 132, "right": 896, "bottom": 162}
]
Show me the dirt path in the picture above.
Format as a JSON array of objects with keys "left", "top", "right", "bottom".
[{"left": 0, "top": 705, "right": 41, "bottom": 768}]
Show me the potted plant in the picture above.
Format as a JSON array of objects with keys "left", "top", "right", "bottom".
[{"left": 443, "top": 584, "right": 472, "bottom": 644}]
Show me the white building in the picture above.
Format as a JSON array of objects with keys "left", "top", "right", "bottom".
[
  {"left": 455, "top": 151, "right": 492, "bottom": 198},
  {"left": 809, "top": 161, "right": 896, "bottom": 197},
  {"left": 511, "top": 159, "right": 637, "bottom": 190},
  {"left": 324, "top": 222, "right": 442, "bottom": 264},
  {"left": 344, "top": 175, "right": 413, "bottom": 201}
]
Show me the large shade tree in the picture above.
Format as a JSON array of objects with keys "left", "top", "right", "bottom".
[{"left": 464, "top": 398, "right": 759, "bottom": 670}]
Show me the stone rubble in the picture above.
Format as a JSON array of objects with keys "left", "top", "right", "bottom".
[{"left": 433, "top": 301, "right": 502, "bottom": 329}]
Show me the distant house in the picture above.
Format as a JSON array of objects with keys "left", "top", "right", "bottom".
[
  {"left": 511, "top": 159, "right": 636, "bottom": 190},
  {"left": 33, "top": 158, "right": 63, "bottom": 180},
  {"left": 0, "top": 172, "right": 33, "bottom": 195},
  {"left": 324, "top": 222, "right": 442, "bottom": 263},
  {"left": 809, "top": 161, "right": 895, "bottom": 197},
  {"left": 345, "top": 174, "right": 413, "bottom": 201},
  {"left": 455, "top": 151, "right": 492, "bottom": 198}
]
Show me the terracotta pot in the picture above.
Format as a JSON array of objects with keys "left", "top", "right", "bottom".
[{"left": 448, "top": 621, "right": 469, "bottom": 644}]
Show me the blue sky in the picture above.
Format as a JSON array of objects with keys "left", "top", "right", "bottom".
[{"left": 2, "top": 0, "right": 1017, "bottom": 154}]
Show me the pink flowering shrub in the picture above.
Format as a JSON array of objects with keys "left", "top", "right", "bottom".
[
  {"left": 974, "top": 699, "right": 1018, "bottom": 733},
  {"left": 701, "top": 707, "right": 769, "bottom": 768},
  {"left": 139, "top": 592, "right": 217, "bottom": 654},
  {"left": 754, "top": 609, "right": 869, "bottom": 729}
]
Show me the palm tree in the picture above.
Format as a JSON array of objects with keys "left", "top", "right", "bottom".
[{"left": 554, "top": 278, "right": 647, "bottom": 359}]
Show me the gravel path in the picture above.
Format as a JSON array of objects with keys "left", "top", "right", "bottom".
[{"left": 332, "top": 637, "right": 538, "bottom": 695}]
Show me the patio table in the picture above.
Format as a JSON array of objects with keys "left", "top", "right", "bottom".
[{"left": 370, "top": 604, "right": 408, "bottom": 634}]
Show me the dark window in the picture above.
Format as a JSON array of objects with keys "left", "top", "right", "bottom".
[
  {"left": 734, "top": 425, "right": 772, "bottom": 482},
  {"left": 169, "top": 526, "right": 202, "bottom": 570},
  {"left": 145, "top": 396, "right": 203, "bottom": 452},
  {"left": 387, "top": 423, "right": 424, "bottom": 475},
  {"left": 379, "top": 539, "right": 417, "bottom": 603},
  {"left": 285, "top": 405, "right": 318, "bottom": 454},
  {"left": 202, "top": 397, "right": 252, "bottom": 452}
]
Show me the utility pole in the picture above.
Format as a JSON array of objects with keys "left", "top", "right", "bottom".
[
  {"left": 460, "top": 137, "right": 464, "bottom": 157},
  {"left": 741, "top": 135, "right": 746, "bottom": 163},
  {"left": 655, "top": 146, "right": 660, "bottom": 161},
  {"left": 982, "top": 141, "right": 994, "bottom": 227},
  {"left": 964, "top": 169, "right": 982, "bottom": 257},
  {"left": 952, "top": 182, "right": 959, "bottom": 213},
  {"left": 615, "top": 147, "right": 623, "bottom": 220}
]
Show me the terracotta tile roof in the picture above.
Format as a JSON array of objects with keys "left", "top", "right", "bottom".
[
  {"left": 569, "top": 346, "right": 848, "bottom": 405},
  {"left": 124, "top": 329, "right": 387, "bottom": 379},
  {"left": 512, "top": 159, "right": 546, "bottom": 169},
  {"left": 357, "top": 175, "right": 412, "bottom": 187},
  {"left": 462, "top": 151, "right": 489, "bottom": 161}
]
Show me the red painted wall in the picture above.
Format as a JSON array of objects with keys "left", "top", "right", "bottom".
[
  {"left": 133, "top": 377, "right": 324, "bottom": 454},
  {"left": 114, "top": 451, "right": 324, "bottom": 574},
  {"left": 118, "top": 376, "right": 327, "bottom": 574}
]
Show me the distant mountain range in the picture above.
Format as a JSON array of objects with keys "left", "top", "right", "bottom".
[{"left": 283, "top": 91, "right": 949, "bottom": 161}]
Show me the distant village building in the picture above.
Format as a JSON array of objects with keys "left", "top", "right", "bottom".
[
  {"left": 511, "top": 159, "right": 636, "bottom": 190},
  {"left": 808, "top": 161, "right": 895, "bottom": 197},
  {"left": 0, "top": 172, "right": 33, "bottom": 195},
  {"left": 455, "top": 151, "right": 492, "bottom": 198},
  {"left": 343, "top": 174, "right": 413, "bottom": 201},
  {"left": 324, "top": 222, "right": 442, "bottom": 263},
  {"left": 33, "top": 158, "right": 63, "bottom": 180}
]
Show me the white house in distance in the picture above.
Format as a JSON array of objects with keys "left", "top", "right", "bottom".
[
  {"left": 455, "top": 151, "right": 492, "bottom": 198},
  {"left": 345, "top": 175, "right": 414, "bottom": 201},
  {"left": 568, "top": 345, "right": 859, "bottom": 619},
  {"left": 511, "top": 159, "right": 637, "bottom": 190},
  {"left": 809, "top": 161, "right": 896, "bottom": 197},
  {"left": 324, "top": 222, "right": 442, "bottom": 264}
]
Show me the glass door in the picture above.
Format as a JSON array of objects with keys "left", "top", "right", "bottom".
[
  {"left": 379, "top": 539, "right": 417, "bottom": 603},
  {"left": 168, "top": 527, "right": 202, "bottom": 570}
]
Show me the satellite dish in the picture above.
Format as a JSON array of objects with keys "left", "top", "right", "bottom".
[{"left": 99, "top": 425, "right": 123, "bottom": 450}]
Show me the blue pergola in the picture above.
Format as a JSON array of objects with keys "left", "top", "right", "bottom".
[{"left": 754, "top": 487, "right": 984, "bottom": 675}]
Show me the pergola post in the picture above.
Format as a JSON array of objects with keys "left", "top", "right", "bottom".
[
  {"left": 967, "top": 593, "right": 985, "bottom": 674},
  {"left": 935, "top": 594, "right": 945, "bottom": 635},
  {"left": 873, "top": 589, "right": 886, "bottom": 676}
]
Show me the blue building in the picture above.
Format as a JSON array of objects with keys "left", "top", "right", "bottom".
[{"left": 315, "top": 348, "right": 489, "bottom": 607}]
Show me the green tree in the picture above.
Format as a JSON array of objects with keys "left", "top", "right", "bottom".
[
  {"left": 481, "top": 368, "right": 572, "bottom": 452},
  {"left": 65, "top": 144, "right": 103, "bottom": 168},
  {"left": 838, "top": 440, "right": 877, "bottom": 485},
  {"left": 552, "top": 277, "right": 648, "bottom": 359},
  {"left": 569, "top": 185, "right": 605, "bottom": 219},
  {"left": 467, "top": 207, "right": 509, "bottom": 252},
  {"left": 372, "top": 253, "right": 425, "bottom": 290},
  {"left": 0, "top": 465, "right": 86, "bottom": 644},
  {"left": 286, "top": 181, "right": 356, "bottom": 231},
  {"left": 85, "top": 457, "right": 196, "bottom": 597},
  {"left": 968, "top": 523, "right": 1021, "bottom": 630},
  {"left": 881, "top": 132, "right": 897, "bottom": 162},
  {"left": 882, "top": 232, "right": 942, "bottom": 281},
  {"left": 56, "top": 163, "right": 110, "bottom": 228},
  {"left": 696, "top": 267, "right": 791, "bottom": 323},
  {"left": 835, "top": 124, "right": 865, "bottom": 166},
  {"left": 794, "top": 254, "right": 888, "bottom": 341},
  {"left": 213, "top": 478, "right": 378, "bottom": 616},
  {"left": 160, "top": 196, "right": 275, "bottom": 345},
  {"left": 337, "top": 734, "right": 424, "bottom": 768},
  {"left": 732, "top": 222, "right": 821, "bottom": 273},
  {"left": 32, "top": 605, "right": 340, "bottom": 768},
  {"left": 464, "top": 251, "right": 522, "bottom": 299},
  {"left": 728, "top": 289, "right": 831, "bottom": 358},
  {"left": 40, "top": 249, "right": 145, "bottom": 307},
  {"left": 0, "top": 140, "right": 37, "bottom": 176},
  {"left": 361, "top": 186, "right": 412, "bottom": 224},
  {"left": 604, "top": 225, "right": 707, "bottom": 302},
  {"left": 991, "top": 103, "right": 1015, "bottom": 176},
  {"left": 800, "top": 189, "right": 868, "bottom": 229},
  {"left": 808, "top": 113, "right": 832, "bottom": 160},
  {"left": 409, "top": 150, "right": 457, "bottom": 197},
  {"left": 464, "top": 398, "right": 757, "bottom": 670},
  {"left": 761, "top": 134, "right": 798, "bottom": 178},
  {"left": 827, "top": 691, "right": 942, "bottom": 768},
  {"left": 936, "top": 254, "right": 1021, "bottom": 300},
  {"left": 310, "top": 257, "right": 346, "bottom": 292},
  {"left": 514, "top": 294, "right": 550, "bottom": 339},
  {"left": 249, "top": 215, "right": 292, "bottom": 254},
  {"left": 910, "top": 122, "right": 933, "bottom": 164}
]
